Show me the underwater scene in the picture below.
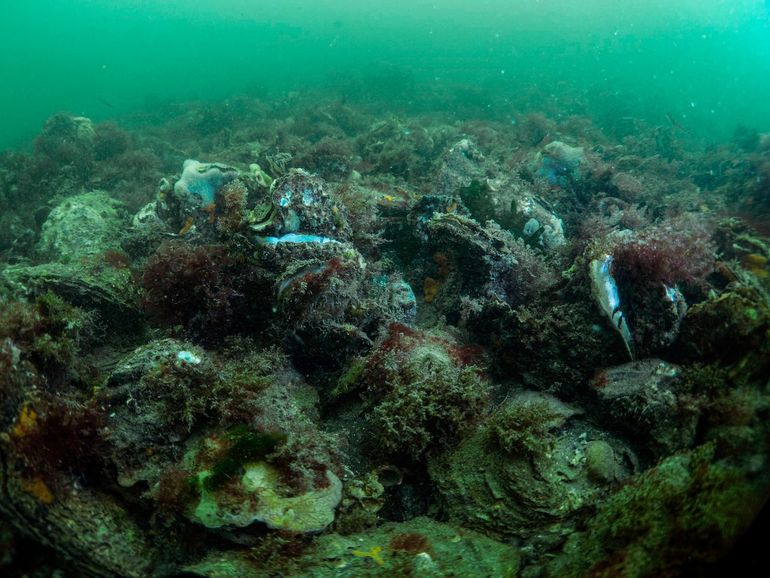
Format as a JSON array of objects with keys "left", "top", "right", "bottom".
[{"left": 3, "top": 0, "right": 770, "bottom": 576}]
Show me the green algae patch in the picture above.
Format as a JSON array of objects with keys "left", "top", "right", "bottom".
[
  {"left": 184, "top": 427, "right": 342, "bottom": 534},
  {"left": 203, "top": 426, "right": 287, "bottom": 491},
  {"left": 190, "top": 462, "right": 342, "bottom": 533}
]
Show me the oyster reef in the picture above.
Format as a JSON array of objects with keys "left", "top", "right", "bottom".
[{"left": 2, "top": 1, "right": 770, "bottom": 576}]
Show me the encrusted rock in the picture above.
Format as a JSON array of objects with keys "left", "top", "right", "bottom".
[
  {"left": 190, "top": 462, "right": 342, "bottom": 533},
  {"left": 0, "top": 447, "right": 154, "bottom": 577},
  {"left": 592, "top": 360, "right": 697, "bottom": 457},
  {"left": 434, "top": 138, "right": 489, "bottom": 199},
  {"left": 420, "top": 213, "right": 555, "bottom": 313},
  {"left": 37, "top": 190, "right": 127, "bottom": 262},
  {"left": 269, "top": 169, "right": 351, "bottom": 240},
  {"left": 1, "top": 261, "right": 139, "bottom": 325},
  {"left": 182, "top": 516, "right": 520, "bottom": 577},
  {"left": 674, "top": 288, "right": 770, "bottom": 369},
  {"left": 429, "top": 392, "right": 630, "bottom": 539},
  {"left": 101, "top": 339, "right": 217, "bottom": 488},
  {"left": 435, "top": 139, "right": 566, "bottom": 249}
]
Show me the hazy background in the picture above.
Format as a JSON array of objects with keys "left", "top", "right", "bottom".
[{"left": 2, "top": 0, "right": 770, "bottom": 149}]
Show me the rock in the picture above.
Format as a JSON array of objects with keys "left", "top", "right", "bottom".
[
  {"left": 434, "top": 138, "right": 488, "bottom": 199},
  {"left": 621, "top": 281, "right": 687, "bottom": 358},
  {"left": 35, "top": 114, "right": 95, "bottom": 164},
  {"left": 180, "top": 516, "right": 519, "bottom": 577},
  {"left": 513, "top": 193, "right": 566, "bottom": 249},
  {"left": 0, "top": 212, "right": 35, "bottom": 258},
  {"left": 131, "top": 200, "right": 168, "bottom": 231},
  {"left": 674, "top": 288, "right": 770, "bottom": 370},
  {"left": 421, "top": 213, "right": 555, "bottom": 312},
  {"left": 384, "top": 278, "right": 417, "bottom": 325},
  {"left": 310, "top": 517, "right": 520, "bottom": 577},
  {"left": 429, "top": 392, "right": 632, "bottom": 538},
  {"left": 335, "top": 324, "right": 488, "bottom": 459},
  {"left": 1, "top": 261, "right": 140, "bottom": 326},
  {"left": 434, "top": 139, "right": 566, "bottom": 249},
  {"left": 268, "top": 168, "right": 351, "bottom": 240},
  {"left": 37, "top": 191, "right": 127, "bottom": 262},
  {"left": 259, "top": 239, "right": 417, "bottom": 372},
  {"left": 100, "top": 339, "right": 217, "bottom": 488},
  {"left": 0, "top": 453, "right": 155, "bottom": 577},
  {"left": 545, "top": 444, "right": 769, "bottom": 578},
  {"left": 585, "top": 440, "right": 621, "bottom": 483},
  {"left": 122, "top": 200, "right": 172, "bottom": 259},
  {"left": 265, "top": 241, "right": 371, "bottom": 366},
  {"left": 610, "top": 171, "right": 644, "bottom": 202},
  {"left": 105, "top": 338, "right": 203, "bottom": 388},
  {"left": 190, "top": 462, "right": 342, "bottom": 533},
  {"left": 592, "top": 360, "right": 697, "bottom": 457}
]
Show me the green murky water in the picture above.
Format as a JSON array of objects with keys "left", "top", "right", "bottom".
[{"left": 2, "top": 0, "right": 770, "bottom": 149}]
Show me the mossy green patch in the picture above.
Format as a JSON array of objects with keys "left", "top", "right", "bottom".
[
  {"left": 489, "top": 398, "right": 562, "bottom": 456},
  {"left": 203, "top": 425, "right": 287, "bottom": 491},
  {"left": 332, "top": 356, "right": 367, "bottom": 398}
]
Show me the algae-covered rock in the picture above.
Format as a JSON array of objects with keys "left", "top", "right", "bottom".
[
  {"left": 100, "top": 339, "right": 217, "bottom": 488},
  {"left": 4, "top": 71, "right": 770, "bottom": 578},
  {"left": 429, "top": 392, "right": 632, "bottom": 539},
  {"left": 259, "top": 239, "right": 419, "bottom": 373},
  {"left": 269, "top": 168, "right": 352, "bottom": 240},
  {"left": 1, "top": 261, "right": 140, "bottom": 325},
  {"left": 545, "top": 443, "right": 769, "bottom": 578},
  {"left": 434, "top": 138, "right": 566, "bottom": 249},
  {"left": 306, "top": 517, "right": 520, "bottom": 578},
  {"left": 592, "top": 359, "right": 698, "bottom": 457},
  {"left": 674, "top": 287, "right": 770, "bottom": 371},
  {"left": 37, "top": 190, "right": 128, "bottom": 262},
  {"left": 181, "top": 425, "right": 343, "bottom": 534},
  {"left": 531, "top": 140, "right": 585, "bottom": 189},
  {"left": 105, "top": 338, "right": 207, "bottom": 389},
  {"left": 585, "top": 439, "right": 623, "bottom": 483},
  {"left": 0, "top": 291, "right": 98, "bottom": 428},
  {"left": 35, "top": 114, "right": 95, "bottom": 161},
  {"left": 434, "top": 138, "right": 488, "bottom": 199},
  {"left": 0, "top": 452, "right": 155, "bottom": 577},
  {"left": 335, "top": 324, "right": 489, "bottom": 460},
  {"left": 181, "top": 517, "right": 519, "bottom": 577},
  {"left": 102, "top": 339, "right": 331, "bottom": 496},
  {"left": 191, "top": 462, "right": 342, "bottom": 533},
  {"left": 0, "top": 211, "right": 35, "bottom": 258},
  {"left": 420, "top": 212, "right": 555, "bottom": 314}
]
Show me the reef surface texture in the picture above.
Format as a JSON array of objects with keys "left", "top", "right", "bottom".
[{"left": 1, "top": 98, "right": 770, "bottom": 578}]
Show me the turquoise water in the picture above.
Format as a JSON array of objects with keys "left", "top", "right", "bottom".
[{"left": 2, "top": 0, "right": 770, "bottom": 149}]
